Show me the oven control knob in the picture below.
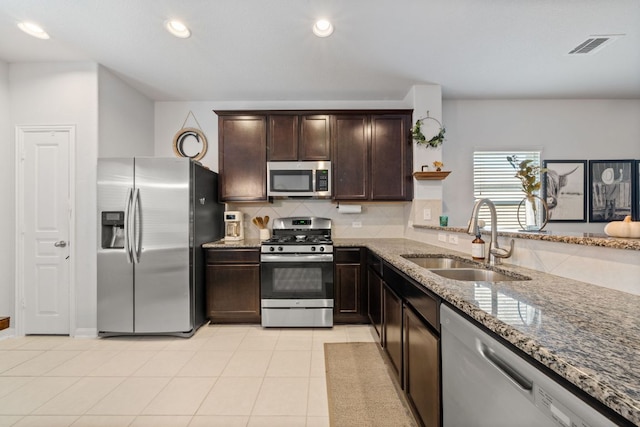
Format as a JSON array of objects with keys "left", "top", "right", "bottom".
[
  {"left": 319, "top": 246, "right": 325, "bottom": 252},
  {"left": 311, "top": 246, "right": 316, "bottom": 252},
  {"left": 278, "top": 246, "right": 283, "bottom": 252}
]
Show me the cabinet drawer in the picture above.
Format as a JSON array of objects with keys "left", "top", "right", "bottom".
[
  {"left": 335, "top": 247, "right": 362, "bottom": 264},
  {"left": 207, "top": 249, "right": 260, "bottom": 264}
]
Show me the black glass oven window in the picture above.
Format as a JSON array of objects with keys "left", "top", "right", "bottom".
[
  {"left": 273, "top": 267, "right": 322, "bottom": 292},
  {"left": 272, "top": 171, "right": 312, "bottom": 192}
]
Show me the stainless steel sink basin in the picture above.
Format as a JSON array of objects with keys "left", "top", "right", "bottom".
[
  {"left": 430, "top": 268, "right": 529, "bottom": 282},
  {"left": 402, "top": 256, "right": 478, "bottom": 269}
]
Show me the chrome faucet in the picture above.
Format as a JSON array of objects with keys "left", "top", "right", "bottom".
[{"left": 467, "top": 198, "right": 514, "bottom": 265}]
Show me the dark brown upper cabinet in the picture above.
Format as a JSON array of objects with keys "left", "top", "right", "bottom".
[
  {"left": 370, "top": 114, "right": 413, "bottom": 200},
  {"left": 332, "top": 114, "right": 369, "bottom": 199},
  {"left": 217, "top": 114, "right": 267, "bottom": 202},
  {"left": 332, "top": 112, "right": 413, "bottom": 201},
  {"left": 268, "top": 114, "right": 330, "bottom": 161}
]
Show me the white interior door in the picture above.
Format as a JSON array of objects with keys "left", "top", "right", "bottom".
[{"left": 18, "top": 126, "right": 73, "bottom": 335}]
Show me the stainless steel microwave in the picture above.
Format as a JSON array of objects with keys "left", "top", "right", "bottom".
[{"left": 267, "top": 161, "right": 331, "bottom": 198}]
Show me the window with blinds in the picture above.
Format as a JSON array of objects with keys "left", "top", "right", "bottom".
[{"left": 473, "top": 150, "right": 542, "bottom": 229}]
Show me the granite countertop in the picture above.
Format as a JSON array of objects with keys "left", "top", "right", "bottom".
[
  {"left": 202, "top": 237, "right": 640, "bottom": 425},
  {"left": 414, "top": 224, "right": 640, "bottom": 251}
]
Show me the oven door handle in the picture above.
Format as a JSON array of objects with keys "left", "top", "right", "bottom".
[{"left": 261, "top": 253, "right": 334, "bottom": 263}]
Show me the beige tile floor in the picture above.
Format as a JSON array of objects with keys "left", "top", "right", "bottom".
[{"left": 0, "top": 324, "right": 376, "bottom": 427}]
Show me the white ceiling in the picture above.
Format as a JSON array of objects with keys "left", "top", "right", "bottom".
[{"left": 1, "top": 0, "right": 639, "bottom": 102}]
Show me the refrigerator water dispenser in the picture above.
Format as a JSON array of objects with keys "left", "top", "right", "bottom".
[{"left": 101, "top": 211, "right": 125, "bottom": 249}]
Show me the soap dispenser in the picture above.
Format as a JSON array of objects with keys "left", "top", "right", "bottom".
[{"left": 471, "top": 233, "right": 485, "bottom": 261}]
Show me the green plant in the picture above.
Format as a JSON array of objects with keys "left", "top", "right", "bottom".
[
  {"left": 411, "top": 119, "right": 445, "bottom": 148},
  {"left": 507, "top": 155, "right": 547, "bottom": 196}
]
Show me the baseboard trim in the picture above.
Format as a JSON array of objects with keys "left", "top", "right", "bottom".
[{"left": 73, "top": 328, "right": 98, "bottom": 338}]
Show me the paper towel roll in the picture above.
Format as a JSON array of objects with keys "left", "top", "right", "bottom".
[{"left": 338, "top": 204, "right": 362, "bottom": 214}]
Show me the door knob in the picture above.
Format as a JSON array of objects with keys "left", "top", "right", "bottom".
[{"left": 54, "top": 241, "right": 67, "bottom": 248}]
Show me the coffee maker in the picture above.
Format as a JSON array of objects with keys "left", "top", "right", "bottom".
[{"left": 224, "top": 211, "right": 244, "bottom": 241}]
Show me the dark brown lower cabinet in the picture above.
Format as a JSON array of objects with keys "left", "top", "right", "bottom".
[
  {"left": 404, "top": 304, "right": 441, "bottom": 427},
  {"left": 334, "top": 248, "right": 368, "bottom": 324},
  {"left": 206, "top": 248, "right": 261, "bottom": 323},
  {"left": 367, "top": 268, "right": 383, "bottom": 339},
  {"left": 383, "top": 283, "right": 403, "bottom": 382}
]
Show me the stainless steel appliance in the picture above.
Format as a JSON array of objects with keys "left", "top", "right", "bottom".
[
  {"left": 440, "top": 304, "right": 617, "bottom": 427},
  {"left": 267, "top": 161, "right": 331, "bottom": 198},
  {"left": 223, "top": 211, "right": 244, "bottom": 241},
  {"left": 97, "top": 157, "right": 224, "bottom": 337},
  {"left": 260, "top": 217, "right": 333, "bottom": 327}
]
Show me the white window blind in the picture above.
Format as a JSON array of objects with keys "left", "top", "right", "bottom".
[{"left": 473, "top": 150, "right": 542, "bottom": 229}]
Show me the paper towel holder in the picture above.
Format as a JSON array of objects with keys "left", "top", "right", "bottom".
[{"left": 336, "top": 202, "right": 362, "bottom": 214}]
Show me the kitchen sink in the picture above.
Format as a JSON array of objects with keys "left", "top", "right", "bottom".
[
  {"left": 402, "top": 255, "right": 530, "bottom": 282},
  {"left": 430, "top": 268, "right": 529, "bottom": 282},
  {"left": 402, "top": 256, "right": 479, "bottom": 269}
]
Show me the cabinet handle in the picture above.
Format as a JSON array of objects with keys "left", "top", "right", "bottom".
[{"left": 477, "top": 340, "right": 533, "bottom": 393}]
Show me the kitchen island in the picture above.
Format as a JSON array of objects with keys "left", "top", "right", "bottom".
[{"left": 203, "top": 237, "right": 640, "bottom": 425}]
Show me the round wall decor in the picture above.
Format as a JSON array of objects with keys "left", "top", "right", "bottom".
[{"left": 172, "top": 127, "right": 208, "bottom": 161}]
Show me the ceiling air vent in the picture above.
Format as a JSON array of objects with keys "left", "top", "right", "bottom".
[{"left": 568, "top": 34, "right": 623, "bottom": 55}]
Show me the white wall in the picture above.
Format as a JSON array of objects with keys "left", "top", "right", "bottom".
[
  {"left": 98, "top": 66, "right": 154, "bottom": 157},
  {"left": 9, "top": 62, "right": 99, "bottom": 336},
  {"left": 441, "top": 99, "right": 640, "bottom": 232},
  {"left": 0, "top": 61, "right": 12, "bottom": 336}
]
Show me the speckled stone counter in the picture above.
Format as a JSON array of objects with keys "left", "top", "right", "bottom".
[
  {"left": 202, "top": 237, "right": 640, "bottom": 425},
  {"left": 203, "top": 239, "right": 262, "bottom": 249},
  {"left": 414, "top": 224, "right": 640, "bottom": 251}
]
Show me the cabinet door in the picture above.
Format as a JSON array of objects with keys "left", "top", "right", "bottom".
[
  {"left": 206, "top": 263, "right": 261, "bottom": 323},
  {"left": 367, "top": 267, "right": 383, "bottom": 340},
  {"left": 405, "top": 305, "right": 441, "bottom": 427},
  {"left": 383, "top": 283, "right": 403, "bottom": 382},
  {"left": 268, "top": 115, "right": 298, "bottom": 160},
  {"left": 332, "top": 115, "right": 368, "bottom": 200},
  {"left": 370, "top": 114, "right": 413, "bottom": 200},
  {"left": 299, "top": 115, "right": 330, "bottom": 160},
  {"left": 218, "top": 115, "right": 267, "bottom": 201},
  {"left": 334, "top": 248, "right": 367, "bottom": 323}
]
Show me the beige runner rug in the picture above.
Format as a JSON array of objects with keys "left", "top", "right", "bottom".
[{"left": 324, "top": 342, "right": 418, "bottom": 427}]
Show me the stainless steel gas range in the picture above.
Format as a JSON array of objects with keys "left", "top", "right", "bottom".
[{"left": 260, "top": 217, "right": 333, "bottom": 328}]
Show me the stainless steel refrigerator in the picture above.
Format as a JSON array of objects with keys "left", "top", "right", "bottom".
[{"left": 97, "top": 157, "right": 223, "bottom": 337}]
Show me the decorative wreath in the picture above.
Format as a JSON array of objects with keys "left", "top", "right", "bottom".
[
  {"left": 410, "top": 113, "right": 446, "bottom": 148},
  {"left": 172, "top": 111, "right": 208, "bottom": 161}
]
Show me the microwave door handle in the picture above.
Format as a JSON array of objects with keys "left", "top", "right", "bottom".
[{"left": 124, "top": 188, "right": 133, "bottom": 263}]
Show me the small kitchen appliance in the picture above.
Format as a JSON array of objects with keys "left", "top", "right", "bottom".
[
  {"left": 224, "top": 211, "right": 244, "bottom": 241},
  {"left": 260, "top": 217, "right": 334, "bottom": 327}
]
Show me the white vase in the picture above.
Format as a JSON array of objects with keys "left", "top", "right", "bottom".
[{"left": 517, "top": 195, "right": 548, "bottom": 231}]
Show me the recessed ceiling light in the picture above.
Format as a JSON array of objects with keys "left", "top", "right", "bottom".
[
  {"left": 165, "top": 20, "right": 191, "bottom": 39},
  {"left": 313, "top": 19, "right": 334, "bottom": 38},
  {"left": 17, "top": 21, "right": 50, "bottom": 39}
]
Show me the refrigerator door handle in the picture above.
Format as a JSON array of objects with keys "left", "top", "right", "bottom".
[
  {"left": 131, "top": 188, "right": 141, "bottom": 264},
  {"left": 124, "top": 188, "right": 134, "bottom": 263}
]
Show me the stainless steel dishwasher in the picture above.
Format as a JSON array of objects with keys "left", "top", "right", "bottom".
[{"left": 440, "top": 304, "right": 618, "bottom": 427}]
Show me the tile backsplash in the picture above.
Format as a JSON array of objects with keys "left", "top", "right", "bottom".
[{"left": 227, "top": 200, "right": 410, "bottom": 240}]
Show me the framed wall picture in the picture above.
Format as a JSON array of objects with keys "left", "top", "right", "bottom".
[
  {"left": 543, "top": 160, "right": 587, "bottom": 222},
  {"left": 636, "top": 160, "right": 640, "bottom": 220},
  {"left": 589, "top": 160, "right": 635, "bottom": 223}
]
